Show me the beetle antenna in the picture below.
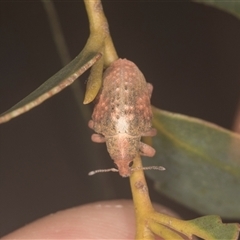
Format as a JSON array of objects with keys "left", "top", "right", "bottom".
[
  {"left": 88, "top": 166, "right": 165, "bottom": 176},
  {"left": 131, "top": 166, "right": 166, "bottom": 172},
  {"left": 88, "top": 168, "right": 118, "bottom": 176}
]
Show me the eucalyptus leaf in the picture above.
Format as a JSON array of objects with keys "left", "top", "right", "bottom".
[
  {"left": 150, "top": 212, "right": 240, "bottom": 240},
  {"left": 143, "top": 107, "right": 240, "bottom": 218},
  {"left": 0, "top": 51, "right": 101, "bottom": 124},
  {"left": 194, "top": 0, "right": 240, "bottom": 19},
  {"left": 188, "top": 215, "right": 240, "bottom": 239}
]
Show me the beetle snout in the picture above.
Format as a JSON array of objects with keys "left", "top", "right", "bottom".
[{"left": 115, "top": 160, "right": 133, "bottom": 177}]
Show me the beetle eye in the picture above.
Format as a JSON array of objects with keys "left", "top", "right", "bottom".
[{"left": 129, "top": 161, "right": 133, "bottom": 167}]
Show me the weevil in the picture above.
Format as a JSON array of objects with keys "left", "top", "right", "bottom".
[{"left": 88, "top": 58, "right": 156, "bottom": 177}]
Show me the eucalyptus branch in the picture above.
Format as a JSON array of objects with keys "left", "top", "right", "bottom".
[
  {"left": 83, "top": 0, "right": 118, "bottom": 104},
  {"left": 130, "top": 155, "right": 155, "bottom": 240},
  {"left": 84, "top": 0, "right": 118, "bottom": 66}
]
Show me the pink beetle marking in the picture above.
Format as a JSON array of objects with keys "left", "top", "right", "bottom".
[{"left": 88, "top": 58, "right": 156, "bottom": 177}]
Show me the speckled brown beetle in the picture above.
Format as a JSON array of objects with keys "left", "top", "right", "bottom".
[{"left": 88, "top": 59, "right": 158, "bottom": 177}]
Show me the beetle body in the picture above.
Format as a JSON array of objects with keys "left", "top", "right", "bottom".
[{"left": 88, "top": 59, "right": 156, "bottom": 177}]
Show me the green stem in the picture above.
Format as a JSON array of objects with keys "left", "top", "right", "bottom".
[
  {"left": 130, "top": 155, "right": 155, "bottom": 240},
  {"left": 84, "top": 0, "right": 108, "bottom": 32},
  {"left": 84, "top": 0, "right": 118, "bottom": 65},
  {"left": 104, "top": 35, "right": 118, "bottom": 67}
]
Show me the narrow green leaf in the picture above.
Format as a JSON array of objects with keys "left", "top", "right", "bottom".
[
  {"left": 143, "top": 107, "right": 240, "bottom": 218},
  {"left": 188, "top": 215, "right": 240, "bottom": 240},
  {"left": 149, "top": 220, "right": 186, "bottom": 240},
  {"left": 0, "top": 51, "right": 101, "bottom": 124},
  {"left": 151, "top": 212, "right": 239, "bottom": 240},
  {"left": 194, "top": 0, "right": 240, "bottom": 20},
  {"left": 83, "top": 54, "right": 104, "bottom": 104}
]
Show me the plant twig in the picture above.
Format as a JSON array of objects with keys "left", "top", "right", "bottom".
[
  {"left": 130, "top": 155, "right": 155, "bottom": 240},
  {"left": 83, "top": 0, "right": 118, "bottom": 104},
  {"left": 84, "top": 0, "right": 118, "bottom": 66}
]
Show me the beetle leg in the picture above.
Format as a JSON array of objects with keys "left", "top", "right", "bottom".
[
  {"left": 88, "top": 120, "right": 94, "bottom": 129},
  {"left": 139, "top": 142, "right": 156, "bottom": 157},
  {"left": 147, "top": 83, "right": 153, "bottom": 97},
  {"left": 142, "top": 128, "right": 157, "bottom": 137},
  {"left": 91, "top": 133, "right": 106, "bottom": 143}
]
